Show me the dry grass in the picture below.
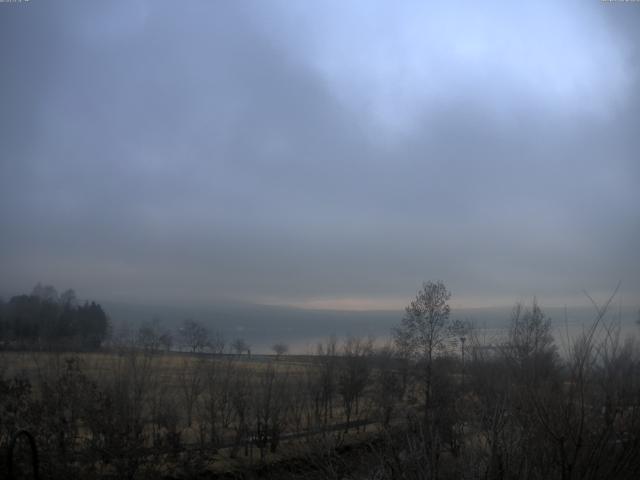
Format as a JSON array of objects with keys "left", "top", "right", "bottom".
[{"left": 0, "top": 350, "right": 309, "bottom": 381}]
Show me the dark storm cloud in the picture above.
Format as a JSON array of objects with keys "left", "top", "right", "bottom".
[{"left": 1, "top": 0, "right": 638, "bottom": 308}]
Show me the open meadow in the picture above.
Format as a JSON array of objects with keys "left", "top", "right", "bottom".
[{"left": 1, "top": 341, "right": 416, "bottom": 479}]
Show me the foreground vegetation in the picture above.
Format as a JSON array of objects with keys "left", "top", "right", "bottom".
[{"left": 2, "top": 282, "right": 640, "bottom": 479}]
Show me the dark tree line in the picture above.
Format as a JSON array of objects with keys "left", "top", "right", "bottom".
[{"left": 0, "top": 284, "right": 110, "bottom": 349}]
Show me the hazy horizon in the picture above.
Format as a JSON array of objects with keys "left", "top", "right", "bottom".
[{"left": 4, "top": 286, "right": 633, "bottom": 354}]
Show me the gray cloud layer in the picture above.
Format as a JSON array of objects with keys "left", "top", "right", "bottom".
[{"left": 1, "top": 0, "right": 638, "bottom": 308}]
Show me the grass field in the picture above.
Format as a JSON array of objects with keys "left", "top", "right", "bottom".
[{"left": 1, "top": 347, "right": 406, "bottom": 478}]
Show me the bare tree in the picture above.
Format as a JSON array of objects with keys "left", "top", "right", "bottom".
[
  {"left": 31, "top": 282, "right": 59, "bottom": 302},
  {"left": 111, "top": 321, "right": 135, "bottom": 351},
  {"left": 177, "top": 356, "right": 205, "bottom": 428},
  {"left": 229, "top": 371, "right": 252, "bottom": 458},
  {"left": 288, "top": 374, "right": 311, "bottom": 435},
  {"left": 136, "top": 318, "right": 161, "bottom": 352},
  {"left": 200, "top": 357, "right": 236, "bottom": 449},
  {"left": 338, "top": 336, "right": 373, "bottom": 431},
  {"left": 208, "top": 330, "right": 225, "bottom": 355},
  {"left": 394, "top": 281, "right": 454, "bottom": 414},
  {"left": 179, "top": 319, "right": 209, "bottom": 353},
  {"left": 252, "top": 364, "right": 290, "bottom": 457},
  {"left": 393, "top": 281, "right": 455, "bottom": 478},
  {"left": 519, "top": 286, "right": 640, "bottom": 480},
  {"left": 504, "top": 299, "right": 557, "bottom": 383},
  {"left": 272, "top": 342, "right": 289, "bottom": 359},
  {"left": 89, "top": 348, "right": 161, "bottom": 479},
  {"left": 158, "top": 331, "right": 173, "bottom": 352},
  {"left": 59, "top": 289, "right": 77, "bottom": 307},
  {"left": 316, "top": 336, "right": 339, "bottom": 427},
  {"left": 371, "top": 343, "right": 404, "bottom": 428},
  {"left": 232, "top": 338, "right": 249, "bottom": 356}
]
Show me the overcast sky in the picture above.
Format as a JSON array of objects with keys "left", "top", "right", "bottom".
[{"left": 1, "top": 0, "right": 638, "bottom": 310}]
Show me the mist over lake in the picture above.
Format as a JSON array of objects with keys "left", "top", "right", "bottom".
[{"left": 101, "top": 300, "right": 639, "bottom": 354}]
